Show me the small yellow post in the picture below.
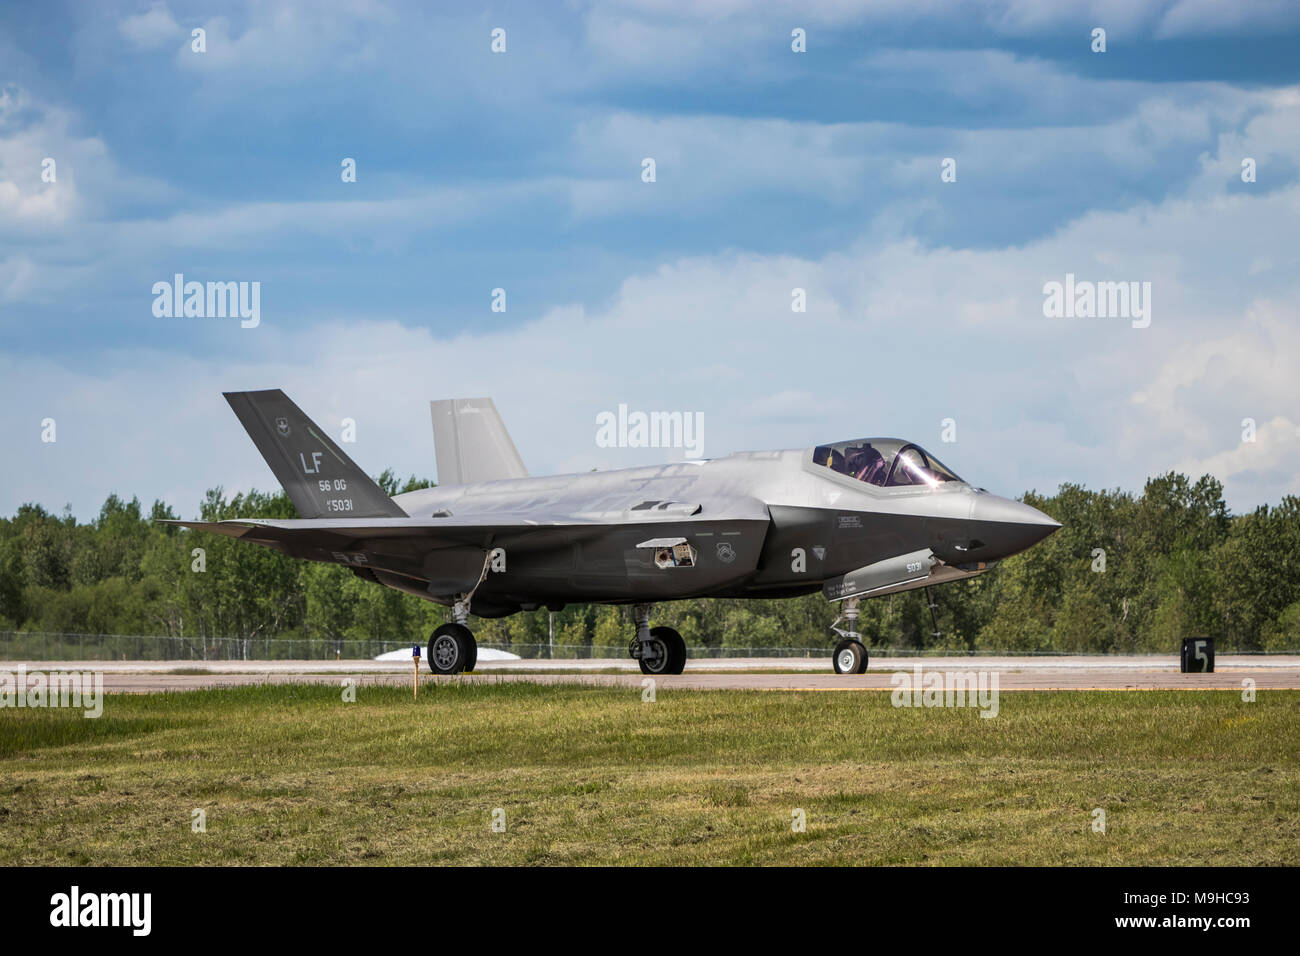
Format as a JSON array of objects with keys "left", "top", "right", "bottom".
[{"left": 412, "top": 643, "right": 421, "bottom": 699}]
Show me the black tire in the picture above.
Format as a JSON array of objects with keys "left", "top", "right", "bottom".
[
  {"left": 428, "top": 623, "right": 476, "bottom": 675},
  {"left": 833, "top": 639, "right": 868, "bottom": 675},
  {"left": 638, "top": 625, "right": 686, "bottom": 676}
]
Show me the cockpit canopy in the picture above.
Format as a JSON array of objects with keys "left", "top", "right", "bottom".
[{"left": 812, "top": 438, "right": 963, "bottom": 489}]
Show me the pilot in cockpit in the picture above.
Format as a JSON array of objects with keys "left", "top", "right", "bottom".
[
  {"left": 820, "top": 446, "right": 849, "bottom": 474},
  {"left": 845, "top": 443, "right": 886, "bottom": 485}
]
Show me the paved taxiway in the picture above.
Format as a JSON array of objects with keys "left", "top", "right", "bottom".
[{"left": 4, "top": 655, "right": 1298, "bottom": 692}]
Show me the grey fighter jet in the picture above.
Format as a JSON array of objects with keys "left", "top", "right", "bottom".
[{"left": 168, "top": 390, "right": 1060, "bottom": 676}]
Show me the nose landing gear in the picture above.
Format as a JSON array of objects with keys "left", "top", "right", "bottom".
[{"left": 830, "top": 596, "right": 869, "bottom": 674}]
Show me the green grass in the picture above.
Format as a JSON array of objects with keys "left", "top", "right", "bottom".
[{"left": 1, "top": 683, "right": 1296, "bottom": 865}]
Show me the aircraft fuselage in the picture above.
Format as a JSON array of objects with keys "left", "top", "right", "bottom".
[{"left": 351, "top": 445, "right": 1058, "bottom": 616}]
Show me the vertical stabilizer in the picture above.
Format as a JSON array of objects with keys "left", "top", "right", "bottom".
[
  {"left": 225, "top": 389, "right": 407, "bottom": 518},
  {"left": 429, "top": 398, "right": 528, "bottom": 486}
]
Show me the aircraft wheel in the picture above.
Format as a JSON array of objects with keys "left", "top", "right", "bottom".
[
  {"left": 639, "top": 626, "right": 687, "bottom": 676},
  {"left": 428, "top": 623, "right": 476, "bottom": 675},
  {"left": 833, "top": 640, "right": 868, "bottom": 675},
  {"left": 463, "top": 632, "right": 477, "bottom": 673}
]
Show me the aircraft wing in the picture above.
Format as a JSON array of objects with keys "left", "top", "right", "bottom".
[
  {"left": 157, "top": 497, "right": 770, "bottom": 550},
  {"left": 159, "top": 513, "right": 642, "bottom": 544},
  {"left": 158, "top": 501, "right": 772, "bottom": 598}
]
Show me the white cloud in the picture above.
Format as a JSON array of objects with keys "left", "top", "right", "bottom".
[
  {"left": 0, "top": 88, "right": 90, "bottom": 226},
  {"left": 1155, "top": 0, "right": 1300, "bottom": 38},
  {"left": 0, "top": 87, "right": 180, "bottom": 239},
  {"left": 4, "top": 167, "right": 1297, "bottom": 517},
  {"left": 1172, "top": 415, "right": 1300, "bottom": 501},
  {"left": 600, "top": 0, "right": 1300, "bottom": 39},
  {"left": 602, "top": 3, "right": 1297, "bottom": 86},
  {"left": 174, "top": 4, "right": 395, "bottom": 77},
  {"left": 118, "top": 3, "right": 182, "bottom": 50},
  {"left": 0, "top": 254, "right": 38, "bottom": 302},
  {"left": 4, "top": 20, "right": 1299, "bottom": 518}
]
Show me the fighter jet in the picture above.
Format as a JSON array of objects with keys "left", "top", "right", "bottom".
[{"left": 167, "top": 390, "right": 1061, "bottom": 676}]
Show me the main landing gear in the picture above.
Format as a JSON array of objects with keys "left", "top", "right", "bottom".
[
  {"left": 628, "top": 603, "right": 686, "bottom": 675},
  {"left": 428, "top": 598, "right": 478, "bottom": 675},
  {"left": 428, "top": 551, "right": 498, "bottom": 675},
  {"left": 830, "top": 596, "right": 869, "bottom": 674}
]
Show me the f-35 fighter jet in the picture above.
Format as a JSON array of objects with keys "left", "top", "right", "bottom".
[{"left": 168, "top": 390, "right": 1060, "bottom": 676}]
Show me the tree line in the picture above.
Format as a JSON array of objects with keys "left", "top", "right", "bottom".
[{"left": 1, "top": 469, "right": 1296, "bottom": 657}]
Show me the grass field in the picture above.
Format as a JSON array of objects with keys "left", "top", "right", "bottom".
[{"left": 1, "top": 683, "right": 1297, "bottom": 865}]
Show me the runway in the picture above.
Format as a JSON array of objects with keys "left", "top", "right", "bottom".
[{"left": 4, "top": 655, "right": 1299, "bottom": 692}]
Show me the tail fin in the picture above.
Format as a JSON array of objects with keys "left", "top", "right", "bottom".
[
  {"left": 224, "top": 390, "right": 407, "bottom": 518},
  {"left": 429, "top": 397, "right": 528, "bottom": 485}
]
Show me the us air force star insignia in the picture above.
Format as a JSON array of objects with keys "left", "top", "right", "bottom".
[
  {"left": 716, "top": 541, "right": 736, "bottom": 563},
  {"left": 276, "top": 417, "right": 291, "bottom": 437}
]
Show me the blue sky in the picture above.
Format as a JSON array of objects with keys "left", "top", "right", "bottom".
[{"left": 2, "top": 0, "right": 1299, "bottom": 518}]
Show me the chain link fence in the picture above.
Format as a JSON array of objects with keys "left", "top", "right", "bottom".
[
  {"left": 3, "top": 630, "right": 1284, "bottom": 661},
  {"left": 0, "top": 630, "right": 846, "bottom": 661}
]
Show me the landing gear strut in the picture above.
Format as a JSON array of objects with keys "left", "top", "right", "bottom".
[
  {"left": 427, "top": 572, "right": 486, "bottom": 675},
  {"left": 924, "top": 586, "right": 942, "bottom": 644},
  {"left": 830, "top": 597, "right": 869, "bottom": 674},
  {"left": 628, "top": 603, "right": 686, "bottom": 675}
]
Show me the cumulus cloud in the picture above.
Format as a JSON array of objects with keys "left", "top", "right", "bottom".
[
  {"left": 173, "top": 4, "right": 395, "bottom": 78},
  {"left": 0, "top": 86, "right": 182, "bottom": 238},
  {"left": 4, "top": 168, "right": 1298, "bottom": 516},
  {"left": 1173, "top": 415, "right": 1300, "bottom": 503},
  {"left": 0, "top": 88, "right": 89, "bottom": 226},
  {"left": 118, "top": 3, "right": 182, "bottom": 50},
  {"left": 3, "top": 3, "right": 1298, "bottom": 520},
  {"left": 599, "top": 0, "right": 1300, "bottom": 39},
  {"left": 1130, "top": 303, "right": 1300, "bottom": 504},
  {"left": 1154, "top": 0, "right": 1300, "bottom": 38}
]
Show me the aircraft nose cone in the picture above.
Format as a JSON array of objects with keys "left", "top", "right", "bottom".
[{"left": 969, "top": 494, "right": 1061, "bottom": 560}]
